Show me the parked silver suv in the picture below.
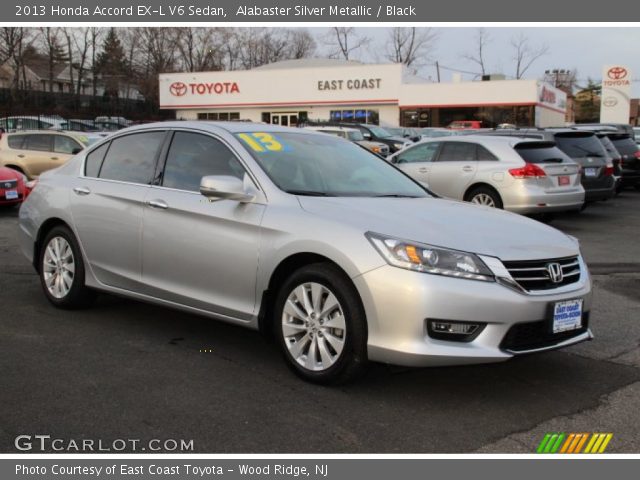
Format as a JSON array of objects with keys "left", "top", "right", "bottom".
[
  {"left": 389, "top": 135, "right": 585, "bottom": 214},
  {"left": 19, "top": 122, "right": 592, "bottom": 384}
]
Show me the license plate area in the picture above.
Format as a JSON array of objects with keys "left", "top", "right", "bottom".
[
  {"left": 584, "top": 168, "right": 598, "bottom": 177},
  {"left": 5, "top": 190, "right": 18, "bottom": 200},
  {"left": 558, "top": 175, "right": 570, "bottom": 186},
  {"left": 552, "top": 299, "right": 583, "bottom": 333}
]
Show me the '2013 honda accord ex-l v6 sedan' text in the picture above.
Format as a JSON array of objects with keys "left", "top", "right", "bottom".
[{"left": 18, "top": 122, "right": 593, "bottom": 384}]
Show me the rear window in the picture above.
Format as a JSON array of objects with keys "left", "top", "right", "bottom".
[
  {"left": 514, "top": 142, "right": 571, "bottom": 164},
  {"left": 597, "top": 136, "right": 619, "bottom": 158},
  {"left": 554, "top": 134, "right": 606, "bottom": 158},
  {"left": 609, "top": 136, "right": 639, "bottom": 156}
]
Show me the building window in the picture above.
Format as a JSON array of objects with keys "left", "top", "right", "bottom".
[
  {"left": 329, "top": 109, "right": 379, "bottom": 125},
  {"left": 196, "top": 112, "right": 241, "bottom": 121}
]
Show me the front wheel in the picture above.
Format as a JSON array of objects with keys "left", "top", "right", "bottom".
[
  {"left": 39, "top": 226, "right": 96, "bottom": 309},
  {"left": 274, "top": 263, "right": 368, "bottom": 384}
]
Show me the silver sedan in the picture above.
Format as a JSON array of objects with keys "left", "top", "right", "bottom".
[{"left": 18, "top": 122, "right": 593, "bottom": 384}]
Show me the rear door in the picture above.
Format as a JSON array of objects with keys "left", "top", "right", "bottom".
[
  {"left": 392, "top": 142, "right": 441, "bottom": 184},
  {"left": 70, "top": 130, "right": 167, "bottom": 290},
  {"left": 514, "top": 142, "right": 582, "bottom": 193},
  {"left": 427, "top": 141, "right": 478, "bottom": 199},
  {"left": 21, "top": 134, "right": 57, "bottom": 177}
]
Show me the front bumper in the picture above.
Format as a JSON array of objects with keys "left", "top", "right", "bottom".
[{"left": 353, "top": 262, "right": 592, "bottom": 367}]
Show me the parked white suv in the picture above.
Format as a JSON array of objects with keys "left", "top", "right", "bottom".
[{"left": 389, "top": 135, "right": 585, "bottom": 215}]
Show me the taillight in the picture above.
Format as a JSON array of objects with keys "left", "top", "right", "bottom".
[
  {"left": 604, "top": 165, "right": 614, "bottom": 176},
  {"left": 634, "top": 151, "right": 640, "bottom": 159},
  {"left": 25, "top": 179, "right": 38, "bottom": 190},
  {"left": 508, "top": 163, "right": 547, "bottom": 179}
]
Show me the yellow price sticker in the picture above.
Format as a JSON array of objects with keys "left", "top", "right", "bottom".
[{"left": 238, "top": 132, "right": 286, "bottom": 152}]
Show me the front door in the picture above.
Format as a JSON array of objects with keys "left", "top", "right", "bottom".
[{"left": 140, "top": 131, "right": 265, "bottom": 320}]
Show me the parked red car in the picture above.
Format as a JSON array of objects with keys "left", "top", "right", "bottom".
[
  {"left": 448, "top": 120, "right": 483, "bottom": 130},
  {"left": 0, "top": 166, "right": 30, "bottom": 206}
]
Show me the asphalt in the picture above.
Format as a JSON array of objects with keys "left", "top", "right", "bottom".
[{"left": 1, "top": 191, "right": 639, "bottom": 453}]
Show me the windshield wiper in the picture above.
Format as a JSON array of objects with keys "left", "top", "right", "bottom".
[{"left": 285, "top": 189, "right": 332, "bottom": 196}]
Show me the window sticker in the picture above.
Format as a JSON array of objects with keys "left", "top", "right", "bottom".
[{"left": 238, "top": 132, "right": 290, "bottom": 153}]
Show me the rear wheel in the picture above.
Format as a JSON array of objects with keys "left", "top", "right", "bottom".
[
  {"left": 39, "top": 226, "right": 96, "bottom": 309},
  {"left": 466, "top": 186, "right": 503, "bottom": 209},
  {"left": 274, "top": 263, "right": 368, "bottom": 384}
]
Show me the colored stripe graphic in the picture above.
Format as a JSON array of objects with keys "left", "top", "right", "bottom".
[{"left": 538, "top": 433, "right": 613, "bottom": 454}]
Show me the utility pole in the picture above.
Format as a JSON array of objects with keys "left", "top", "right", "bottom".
[{"left": 436, "top": 61, "right": 441, "bottom": 83}]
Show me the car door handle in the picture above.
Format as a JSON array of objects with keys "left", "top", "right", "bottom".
[
  {"left": 51, "top": 156, "right": 59, "bottom": 160},
  {"left": 462, "top": 165, "right": 474, "bottom": 172},
  {"left": 146, "top": 199, "right": 168, "bottom": 210},
  {"left": 73, "top": 186, "right": 91, "bottom": 196},
  {"left": 418, "top": 167, "right": 429, "bottom": 173},
  {"left": 18, "top": 154, "right": 25, "bottom": 158}
]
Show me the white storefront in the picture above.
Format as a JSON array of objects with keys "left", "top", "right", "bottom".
[{"left": 159, "top": 59, "right": 566, "bottom": 128}]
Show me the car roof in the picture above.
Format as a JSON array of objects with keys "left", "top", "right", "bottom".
[
  {"left": 6, "top": 129, "right": 84, "bottom": 136},
  {"left": 304, "top": 126, "right": 359, "bottom": 132},
  {"left": 419, "top": 134, "right": 552, "bottom": 148},
  {"left": 113, "top": 121, "right": 314, "bottom": 135}
]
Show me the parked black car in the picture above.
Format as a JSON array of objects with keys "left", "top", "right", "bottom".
[
  {"left": 480, "top": 128, "right": 616, "bottom": 203},
  {"left": 572, "top": 124, "right": 640, "bottom": 191}
]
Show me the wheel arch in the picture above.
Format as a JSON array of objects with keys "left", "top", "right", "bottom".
[
  {"left": 257, "top": 252, "right": 356, "bottom": 339},
  {"left": 32, "top": 218, "right": 73, "bottom": 273},
  {"left": 463, "top": 182, "right": 503, "bottom": 204}
]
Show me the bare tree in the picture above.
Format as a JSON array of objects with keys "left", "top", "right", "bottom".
[
  {"left": 89, "top": 27, "right": 103, "bottom": 96},
  {"left": 385, "top": 27, "right": 438, "bottom": 67},
  {"left": 38, "top": 27, "right": 67, "bottom": 92},
  {"left": 511, "top": 33, "right": 549, "bottom": 79},
  {"left": 462, "top": 28, "right": 491, "bottom": 76},
  {"left": 60, "top": 28, "right": 75, "bottom": 94},
  {"left": 323, "top": 27, "right": 369, "bottom": 61},
  {"left": 285, "top": 29, "right": 316, "bottom": 59},
  {"left": 69, "top": 28, "right": 93, "bottom": 95},
  {"left": 133, "top": 27, "right": 177, "bottom": 101},
  {"left": 0, "top": 27, "right": 35, "bottom": 89},
  {"left": 173, "top": 27, "right": 225, "bottom": 72}
]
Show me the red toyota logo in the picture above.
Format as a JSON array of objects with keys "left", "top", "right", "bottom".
[
  {"left": 607, "top": 67, "right": 628, "bottom": 80},
  {"left": 169, "top": 82, "right": 187, "bottom": 96}
]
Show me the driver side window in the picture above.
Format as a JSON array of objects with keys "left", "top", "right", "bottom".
[{"left": 395, "top": 142, "right": 440, "bottom": 164}]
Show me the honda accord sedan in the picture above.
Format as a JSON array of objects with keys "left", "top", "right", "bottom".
[{"left": 18, "top": 122, "right": 593, "bottom": 384}]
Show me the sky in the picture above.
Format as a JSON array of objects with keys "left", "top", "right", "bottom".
[{"left": 310, "top": 27, "right": 640, "bottom": 96}]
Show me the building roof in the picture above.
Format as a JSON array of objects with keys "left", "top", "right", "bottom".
[{"left": 252, "top": 58, "right": 365, "bottom": 71}]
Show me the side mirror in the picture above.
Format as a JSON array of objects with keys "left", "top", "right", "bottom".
[
  {"left": 72, "top": 147, "right": 83, "bottom": 155},
  {"left": 362, "top": 132, "right": 372, "bottom": 140},
  {"left": 200, "top": 175, "right": 254, "bottom": 202},
  {"left": 411, "top": 136, "right": 421, "bottom": 143}
]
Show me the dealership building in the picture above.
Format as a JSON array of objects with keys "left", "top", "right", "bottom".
[{"left": 159, "top": 59, "right": 567, "bottom": 128}]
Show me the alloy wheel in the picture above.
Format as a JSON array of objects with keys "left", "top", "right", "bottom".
[
  {"left": 471, "top": 193, "right": 496, "bottom": 207},
  {"left": 42, "top": 236, "right": 75, "bottom": 299},
  {"left": 281, "top": 282, "right": 346, "bottom": 371}
]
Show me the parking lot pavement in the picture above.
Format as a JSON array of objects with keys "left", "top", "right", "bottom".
[{"left": 1, "top": 191, "right": 640, "bottom": 453}]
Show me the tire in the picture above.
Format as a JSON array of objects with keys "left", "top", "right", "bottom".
[
  {"left": 273, "top": 263, "right": 368, "bottom": 385},
  {"left": 39, "top": 225, "right": 96, "bottom": 309},
  {"left": 466, "top": 186, "right": 503, "bottom": 209}
]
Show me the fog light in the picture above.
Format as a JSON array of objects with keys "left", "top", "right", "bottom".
[{"left": 427, "top": 319, "right": 486, "bottom": 342}]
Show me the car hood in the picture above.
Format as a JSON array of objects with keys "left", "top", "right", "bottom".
[
  {"left": 385, "top": 136, "right": 409, "bottom": 144},
  {"left": 298, "top": 196, "right": 579, "bottom": 261}
]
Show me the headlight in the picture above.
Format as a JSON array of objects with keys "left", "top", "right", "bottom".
[
  {"left": 393, "top": 143, "right": 405, "bottom": 150},
  {"left": 366, "top": 232, "right": 494, "bottom": 282},
  {"left": 371, "top": 146, "right": 381, "bottom": 153}
]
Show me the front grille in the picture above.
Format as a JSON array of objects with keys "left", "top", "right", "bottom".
[
  {"left": 500, "top": 313, "right": 589, "bottom": 353},
  {"left": 1, "top": 179, "right": 17, "bottom": 189},
  {"left": 502, "top": 256, "right": 581, "bottom": 292}
]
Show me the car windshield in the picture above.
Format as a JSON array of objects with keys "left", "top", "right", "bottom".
[
  {"left": 554, "top": 134, "right": 607, "bottom": 158},
  {"left": 236, "top": 131, "right": 428, "bottom": 198},
  {"left": 368, "top": 126, "right": 392, "bottom": 138}
]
